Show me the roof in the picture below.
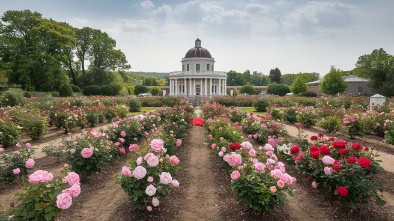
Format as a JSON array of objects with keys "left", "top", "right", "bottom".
[
  {"left": 306, "top": 75, "right": 369, "bottom": 85},
  {"left": 184, "top": 38, "right": 212, "bottom": 58}
]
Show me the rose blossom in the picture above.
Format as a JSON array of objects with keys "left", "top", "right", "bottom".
[
  {"left": 241, "top": 141, "right": 253, "bottom": 150},
  {"left": 211, "top": 143, "right": 217, "bottom": 149},
  {"left": 136, "top": 157, "right": 143, "bottom": 165},
  {"left": 264, "top": 144, "right": 274, "bottom": 151},
  {"left": 322, "top": 156, "right": 336, "bottom": 165},
  {"left": 347, "top": 156, "right": 357, "bottom": 164},
  {"left": 270, "top": 186, "right": 277, "bottom": 193},
  {"left": 152, "top": 197, "right": 160, "bottom": 207},
  {"left": 310, "top": 135, "right": 318, "bottom": 141},
  {"left": 147, "top": 176, "right": 154, "bottom": 182},
  {"left": 324, "top": 166, "right": 333, "bottom": 175},
  {"left": 218, "top": 151, "right": 224, "bottom": 157},
  {"left": 312, "top": 181, "right": 318, "bottom": 189},
  {"left": 224, "top": 152, "right": 242, "bottom": 167},
  {"left": 119, "top": 138, "right": 125, "bottom": 143},
  {"left": 171, "top": 179, "right": 180, "bottom": 187},
  {"left": 290, "top": 145, "right": 300, "bottom": 155},
  {"left": 147, "top": 155, "right": 159, "bottom": 167},
  {"left": 81, "top": 148, "right": 93, "bottom": 158},
  {"left": 13, "top": 168, "right": 20, "bottom": 174},
  {"left": 339, "top": 149, "right": 349, "bottom": 155},
  {"left": 63, "top": 184, "right": 81, "bottom": 197},
  {"left": 25, "top": 158, "right": 35, "bottom": 168},
  {"left": 280, "top": 173, "right": 294, "bottom": 185},
  {"left": 145, "top": 184, "right": 157, "bottom": 196},
  {"left": 336, "top": 186, "right": 348, "bottom": 197},
  {"left": 147, "top": 206, "right": 153, "bottom": 211},
  {"left": 319, "top": 144, "right": 331, "bottom": 155},
  {"left": 63, "top": 172, "right": 80, "bottom": 185},
  {"left": 351, "top": 143, "right": 363, "bottom": 151},
  {"left": 221, "top": 147, "right": 227, "bottom": 152},
  {"left": 70, "top": 149, "right": 75, "bottom": 154},
  {"left": 310, "top": 145, "right": 319, "bottom": 152},
  {"left": 133, "top": 166, "right": 147, "bottom": 179},
  {"left": 229, "top": 142, "right": 241, "bottom": 150},
  {"left": 0, "top": 148, "right": 4, "bottom": 153},
  {"left": 144, "top": 153, "right": 156, "bottom": 161},
  {"left": 150, "top": 139, "right": 164, "bottom": 152},
  {"left": 25, "top": 143, "right": 31, "bottom": 149},
  {"left": 270, "top": 169, "right": 283, "bottom": 180},
  {"left": 159, "top": 172, "right": 173, "bottom": 184},
  {"left": 248, "top": 134, "right": 252, "bottom": 139},
  {"left": 248, "top": 149, "right": 256, "bottom": 157},
  {"left": 119, "top": 147, "right": 126, "bottom": 154},
  {"left": 120, "top": 131, "right": 126, "bottom": 137},
  {"left": 129, "top": 144, "right": 139, "bottom": 152},
  {"left": 121, "top": 166, "right": 132, "bottom": 177},
  {"left": 176, "top": 139, "right": 182, "bottom": 147},
  {"left": 254, "top": 163, "right": 266, "bottom": 172},
  {"left": 332, "top": 140, "right": 348, "bottom": 149},
  {"left": 310, "top": 151, "right": 320, "bottom": 159},
  {"left": 358, "top": 157, "right": 371, "bottom": 170},
  {"left": 230, "top": 170, "right": 241, "bottom": 180},
  {"left": 277, "top": 180, "right": 285, "bottom": 188},
  {"left": 169, "top": 155, "right": 180, "bottom": 165},
  {"left": 56, "top": 193, "right": 73, "bottom": 209},
  {"left": 28, "top": 170, "right": 53, "bottom": 183}
]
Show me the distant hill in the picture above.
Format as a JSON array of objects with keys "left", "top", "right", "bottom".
[{"left": 128, "top": 72, "right": 169, "bottom": 79}]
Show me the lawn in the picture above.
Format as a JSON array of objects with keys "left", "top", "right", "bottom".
[{"left": 238, "top": 107, "right": 266, "bottom": 115}]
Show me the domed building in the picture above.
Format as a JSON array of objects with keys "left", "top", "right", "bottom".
[{"left": 169, "top": 38, "right": 227, "bottom": 97}]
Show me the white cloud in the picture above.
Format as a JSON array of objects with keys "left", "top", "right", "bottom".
[
  {"left": 67, "top": 17, "right": 90, "bottom": 27},
  {"left": 140, "top": 0, "right": 154, "bottom": 9}
]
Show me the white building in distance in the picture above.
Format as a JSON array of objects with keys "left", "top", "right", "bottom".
[{"left": 169, "top": 38, "right": 227, "bottom": 96}]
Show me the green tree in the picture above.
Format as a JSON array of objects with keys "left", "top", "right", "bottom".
[
  {"left": 269, "top": 68, "right": 281, "bottom": 83},
  {"left": 240, "top": 82, "right": 257, "bottom": 95},
  {"left": 58, "top": 84, "right": 73, "bottom": 97},
  {"left": 134, "top": 84, "right": 148, "bottom": 95},
  {"left": 281, "top": 74, "right": 297, "bottom": 86},
  {"left": 320, "top": 66, "right": 348, "bottom": 95},
  {"left": 290, "top": 76, "right": 307, "bottom": 95},
  {"left": 354, "top": 48, "right": 394, "bottom": 97},
  {"left": 267, "top": 83, "right": 290, "bottom": 96},
  {"left": 150, "top": 86, "right": 162, "bottom": 96},
  {"left": 227, "top": 70, "right": 244, "bottom": 86},
  {"left": 78, "top": 68, "right": 119, "bottom": 87}
]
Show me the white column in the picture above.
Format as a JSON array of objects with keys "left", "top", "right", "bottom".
[
  {"left": 218, "top": 79, "right": 222, "bottom": 95},
  {"left": 184, "top": 78, "right": 186, "bottom": 95},
  {"left": 204, "top": 78, "right": 207, "bottom": 96},
  {"left": 200, "top": 79, "right": 202, "bottom": 95},
  {"left": 210, "top": 78, "right": 212, "bottom": 96},
  {"left": 193, "top": 79, "right": 195, "bottom": 95},
  {"left": 175, "top": 79, "right": 178, "bottom": 95},
  {"left": 224, "top": 79, "right": 227, "bottom": 95},
  {"left": 189, "top": 78, "right": 192, "bottom": 96},
  {"left": 169, "top": 79, "right": 172, "bottom": 95}
]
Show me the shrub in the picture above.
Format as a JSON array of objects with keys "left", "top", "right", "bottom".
[
  {"left": 150, "top": 86, "right": 162, "bottom": 96},
  {"left": 254, "top": 100, "right": 269, "bottom": 112},
  {"left": 99, "top": 85, "right": 116, "bottom": 96},
  {"left": 300, "top": 91, "right": 317, "bottom": 97},
  {"left": 59, "top": 84, "right": 73, "bottom": 97},
  {"left": 21, "top": 113, "right": 49, "bottom": 140},
  {"left": 270, "top": 108, "right": 284, "bottom": 120},
  {"left": 267, "top": 83, "right": 290, "bottom": 96},
  {"left": 285, "top": 108, "right": 297, "bottom": 123},
  {"left": 319, "top": 116, "right": 342, "bottom": 134},
  {"left": 0, "top": 88, "right": 25, "bottom": 107},
  {"left": 240, "top": 83, "right": 257, "bottom": 95},
  {"left": 296, "top": 107, "right": 317, "bottom": 128},
  {"left": 51, "top": 92, "right": 60, "bottom": 97},
  {"left": 83, "top": 85, "right": 101, "bottom": 96},
  {"left": 70, "top": 84, "right": 81, "bottom": 92},
  {"left": 128, "top": 99, "right": 142, "bottom": 112},
  {"left": 116, "top": 105, "right": 129, "bottom": 118},
  {"left": 86, "top": 110, "right": 100, "bottom": 127},
  {"left": 134, "top": 84, "right": 149, "bottom": 95},
  {"left": 0, "top": 143, "right": 34, "bottom": 183},
  {"left": 0, "top": 120, "right": 22, "bottom": 147},
  {"left": 110, "top": 84, "right": 122, "bottom": 95}
]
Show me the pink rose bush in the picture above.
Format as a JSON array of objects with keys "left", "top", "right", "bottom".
[
  {"left": 0, "top": 143, "right": 35, "bottom": 182},
  {"left": 10, "top": 170, "right": 81, "bottom": 220}
]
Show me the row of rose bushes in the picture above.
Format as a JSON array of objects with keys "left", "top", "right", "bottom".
[
  {"left": 1, "top": 100, "right": 193, "bottom": 219},
  {"left": 0, "top": 96, "right": 184, "bottom": 148},
  {"left": 211, "top": 103, "right": 386, "bottom": 209},
  {"left": 201, "top": 102, "right": 295, "bottom": 213}
]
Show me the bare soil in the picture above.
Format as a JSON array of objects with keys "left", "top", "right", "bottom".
[{"left": 1, "top": 121, "right": 394, "bottom": 220}]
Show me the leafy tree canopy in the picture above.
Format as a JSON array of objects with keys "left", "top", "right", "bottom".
[
  {"left": 290, "top": 75, "right": 307, "bottom": 95},
  {"left": 319, "top": 66, "right": 348, "bottom": 95},
  {"left": 269, "top": 68, "right": 281, "bottom": 84}
]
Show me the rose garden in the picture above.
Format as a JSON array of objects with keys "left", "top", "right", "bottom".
[{"left": 1, "top": 94, "right": 394, "bottom": 220}]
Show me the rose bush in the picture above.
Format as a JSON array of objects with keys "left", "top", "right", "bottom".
[{"left": 0, "top": 143, "right": 35, "bottom": 183}]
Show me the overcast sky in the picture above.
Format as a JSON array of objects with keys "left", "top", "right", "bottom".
[{"left": 1, "top": 0, "right": 393, "bottom": 76}]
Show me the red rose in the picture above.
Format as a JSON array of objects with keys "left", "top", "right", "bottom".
[
  {"left": 351, "top": 143, "right": 363, "bottom": 151},
  {"left": 336, "top": 186, "right": 348, "bottom": 197},
  {"left": 310, "top": 135, "right": 318, "bottom": 141},
  {"left": 339, "top": 149, "right": 349, "bottom": 155},
  {"left": 319, "top": 144, "right": 331, "bottom": 155},
  {"left": 347, "top": 156, "right": 357, "bottom": 164},
  {"left": 290, "top": 145, "right": 300, "bottom": 155},
  {"left": 332, "top": 140, "right": 348, "bottom": 149},
  {"left": 229, "top": 142, "right": 241, "bottom": 151},
  {"left": 332, "top": 163, "right": 342, "bottom": 171},
  {"left": 310, "top": 151, "right": 320, "bottom": 159},
  {"left": 310, "top": 145, "right": 319, "bottom": 152},
  {"left": 318, "top": 133, "right": 324, "bottom": 138},
  {"left": 358, "top": 157, "right": 371, "bottom": 170},
  {"left": 364, "top": 147, "right": 369, "bottom": 151},
  {"left": 328, "top": 136, "right": 335, "bottom": 141}
]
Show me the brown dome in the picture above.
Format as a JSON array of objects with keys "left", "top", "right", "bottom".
[{"left": 184, "top": 38, "right": 212, "bottom": 58}]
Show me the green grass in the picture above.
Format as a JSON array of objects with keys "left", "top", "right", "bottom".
[
  {"left": 238, "top": 107, "right": 266, "bottom": 115},
  {"left": 130, "top": 107, "right": 159, "bottom": 115}
]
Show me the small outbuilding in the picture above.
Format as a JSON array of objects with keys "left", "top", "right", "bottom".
[{"left": 370, "top": 94, "right": 386, "bottom": 109}]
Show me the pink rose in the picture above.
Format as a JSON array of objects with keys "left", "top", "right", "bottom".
[
  {"left": 133, "top": 166, "right": 147, "bottom": 179},
  {"left": 218, "top": 151, "right": 224, "bottom": 157},
  {"left": 322, "top": 156, "right": 336, "bottom": 165},
  {"left": 25, "top": 143, "right": 31, "bottom": 149},
  {"left": 221, "top": 147, "right": 227, "bottom": 152},
  {"left": 224, "top": 153, "right": 242, "bottom": 167},
  {"left": 270, "top": 186, "right": 277, "bottom": 193},
  {"left": 159, "top": 172, "right": 172, "bottom": 184},
  {"left": 25, "top": 158, "right": 35, "bottom": 168},
  {"left": 121, "top": 166, "right": 132, "bottom": 177},
  {"left": 150, "top": 139, "right": 164, "bottom": 152},
  {"left": 0, "top": 148, "right": 4, "bottom": 153},
  {"left": 270, "top": 169, "right": 283, "bottom": 180},
  {"left": 280, "top": 173, "right": 294, "bottom": 185},
  {"left": 81, "top": 148, "right": 93, "bottom": 158},
  {"left": 253, "top": 134, "right": 258, "bottom": 139},
  {"left": 169, "top": 156, "right": 180, "bottom": 165},
  {"left": 312, "top": 181, "right": 318, "bottom": 189},
  {"left": 152, "top": 197, "right": 160, "bottom": 207},
  {"left": 147, "top": 155, "right": 159, "bottom": 167},
  {"left": 254, "top": 163, "right": 266, "bottom": 171},
  {"left": 56, "top": 193, "right": 73, "bottom": 209},
  {"left": 145, "top": 184, "right": 157, "bottom": 196},
  {"left": 13, "top": 168, "right": 20, "bottom": 174},
  {"left": 144, "top": 153, "right": 156, "bottom": 161},
  {"left": 208, "top": 134, "right": 213, "bottom": 140},
  {"left": 176, "top": 139, "right": 182, "bottom": 147},
  {"left": 62, "top": 172, "right": 80, "bottom": 185},
  {"left": 114, "top": 142, "right": 120, "bottom": 147},
  {"left": 119, "top": 147, "right": 126, "bottom": 154},
  {"left": 28, "top": 170, "right": 53, "bottom": 183},
  {"left": 230, "top": 170, "right": 241, "bottom": 180},
  {"left": 136, "top": 157, "right": 143, "bottom": 165},
  {"left": 14, "top": 151, "right": 20, "bottom": 155},
  {"left": 248, "top": 135, "right": 252, "bottom": 139},
  {"left": 211, "top": 143, "right": 217, "bottom": 149},
  {"left": 147, "top": 206, "right": 153, "bottom": 211},
  {"left": 277, "top": 180, "right": 285, "bottom": 188},
  {"left": 63, "top": 184, "right": 81, "bottom": 197},
  {"left": 70, "top": 149, "right": 75, "bottom": 154},
  {"left": 119, "top": 138, "right": 125, "bottom": 143},
  {"left": 120, "top": 131, "right": 126, "bottom": 137},
  {"left": 324, "top": 166, "right": 333, "bottom": 175},
  {"left": 241, "top": 141, "right": 253, "bottom": 150},
  {"left": 171, "top": 179, "right": 180, "bottom": 187},
  {"left": 248, "top": 149, "right": 256, "bottom": 157},
  {"left": 147, "top": 176, "right": 154, "bottom": 182},
  {"left": 129, "top": 144, "right": 139, "bottom": 152}
]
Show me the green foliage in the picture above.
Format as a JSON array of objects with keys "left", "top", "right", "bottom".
[
  {"left": 59, "top": 84, "right": 73, "bottom": 97},
  {"left": 254, "top": 100, "right": 269, "bottom": 112},
  {"left": 320, "top": 67, "right": 348, "bottom": 95},
  {"left": 134, "top": 84, "right": 148, "bottom": 95},
  {"left": 319, "top": 116, "right": 342, "bottom": 134},
  {"left": 267, "top": 83, "right": 290, "bottom": 96},
  {"left": 290, "top": 76, "right": 307, "bottom": 95},
  {"left": 21, "top": 113, "right": 49, "bottom": 140},
  {"left": 128, "top": 99, "right": 142, "bottom": 112},
  {"left": 240, "top": 82, "right": 257, "bottom": 95},
  {"left": 150, "top": 86, "right": 162, "bottom": 96},
  {"left": 385, "top": 129, "right": 394, "bottom": 145},
  {"left": 85, "top": 110, "right": 100, "bottom": 127},
  {"left": 69, "top": 84, "right": 81, "bottom": 92},
  {"left": 270, "top": 108, "right": 284, "bottom": 120},
  {"left": 296, "top": 107, "right": 317, "bottom": 128},
  {"left": 0, "top": 120, "right": 22, "bottom": 147},
  {"left": 285, "top": 108, "right": 297, "bottom": 123},
  {"left": 82, "top": 85, "right": 101, "bottom": 96},
  {"left": 269, "top": 68, "right": 282, "bottom": 83},
  {"left": 99, "top": 85, "right": 116, "bottom": 96},
  {"left": 0, "top": 88, "right": 25, "bottom": 107},
  {"left": 0, "top": 143, "right": 34, "bottom": 183},
  {"left": 300, "top": 91, "right": 317, "bottom": 97},
  {"left": 115, "top": 105, "right": 129, "bottom": 118}
]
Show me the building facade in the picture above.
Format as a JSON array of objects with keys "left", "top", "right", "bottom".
[
  {"left": 169, "top": 39, "right": 227, "bottom": 97},
  {"left": 306, "top": 75, "right": 373, "bottom": 96}
]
